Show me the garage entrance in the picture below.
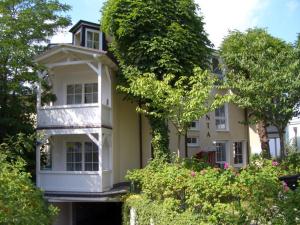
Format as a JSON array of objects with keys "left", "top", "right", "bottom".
[{"left": 73, "top": 202, "right": 123, "bottom": 225}]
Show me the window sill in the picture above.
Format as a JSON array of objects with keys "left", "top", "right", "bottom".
[
  {"left": 187, "top": 145, "right": 200, "bottom": 148},
  {"left": 39, "top": 170, "right": 101, "bottom": 175},
  {"left": 40, "top": 103, "right": 100, "bottom": 110},
  {"left": 216, "top": 129, "right": 230, "bottom": 132}
]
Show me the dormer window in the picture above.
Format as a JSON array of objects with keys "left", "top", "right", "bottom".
[
  {"left": 69, "top": 20, "right": 104, "bottom": 50},
  {"left": 86, "top": 29, "right": 101, "bottom": 50}
]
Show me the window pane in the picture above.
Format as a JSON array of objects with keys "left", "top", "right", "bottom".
[
  {"left": 93, "top": 83, "right": 98, "bottom": 92},
  {"left": 75, "top": 163, "right": 82, "bottom": 171},
  {"left": 85, "top": 163, "right": 92, "bottom": 171},
  {"left": 93, "top": 93, "right": 98, "bottom": 103},
  {"left": 67, "top": 85, "right": 74, "bottom": 94},
  {"left": 85, "top": 153, "right": 92, "bottom": 162},
  {"left": 67, "top": 163, "right": 73, "bottom": 171},
  {"left": 215, "top": 106, "right": 225, "bottom": 117},
  {"left": 84, "top": 142, "right": 99, "bottom": 171},
  {"left": 87, "top": 41, "right": 93, "bottom": 48},
  {"left": 66, "top": 142, "right": 82, "bottom": 171},
  {"left": 75, "top": 153, "right": 82, "bottom": 162},
  {"left": 216, "top": 119, "right": 226, "bottom": 129},
  {"left": 85, "top": 142, "right": 92, "bottom": 151},
  {"left": 85, "top": 84, "right": 93, "bottom": 93},
  {"left": 234, "top": 142, "right": 243, "bottom": 164},
  {"left": 85, "top": 94, "right": 92, "bottom": 103},
  {"left": 93, "top": 41, "right": 99, "bottom": 49},
  {"left": 87, "top": 31, "right": 93, "bottom": 41},
  {"left": 93, "top": 163, "right": 99, "bottom": 171},
  {"left": 216, "top": 143, "right": 226, "bottom": 162},
  {"left": 93, "top": 153, "right": 98, "bottom": 162},
  {"left": 93, "top": 33, "right": 99, "bottom": 42},
  {"left": 67, "top": 95, "right": 74, "bottom": 105},
  {"left": 75, "top": 94, "right": 82, "bottom": 104},
  {"left": 75, "top": 84, "right": 82, "bottom": 94}
]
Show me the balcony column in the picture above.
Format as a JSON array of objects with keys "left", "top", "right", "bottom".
[
  {"left": 98, "top": 63, "right": 102, "bottom": 119},
  {"left": 36, "top": 72, "right": 42, "bottom": 109},
  {"left": 36, "top": 133, "right": 49, "bottom": 187},
  {"left": 36, "top": 141, "right": 41, "bottom": 187},
  {"left": 98, "top": 129, "right": 103, "bottom": 191}
]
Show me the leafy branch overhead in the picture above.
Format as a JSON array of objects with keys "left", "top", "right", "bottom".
[{"left": 119, "top": 67, "right": 232, "bottom": 135}]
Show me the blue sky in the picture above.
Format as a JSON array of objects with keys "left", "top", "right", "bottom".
[{"left": 52, "top": 0, "right": 300, "bottom": 48}]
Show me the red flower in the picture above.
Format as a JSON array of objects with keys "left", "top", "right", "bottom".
[{"left": 191, "top": 171, "right": 196, "bottom": 177}]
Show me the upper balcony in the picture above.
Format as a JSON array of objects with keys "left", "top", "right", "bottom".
[{"left": 35, "top": 43, "right": 116, "bottom": 130}]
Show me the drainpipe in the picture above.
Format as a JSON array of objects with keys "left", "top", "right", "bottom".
[
  {"left": 139, "top": 101, "right": 143, "bottom": 169},
  {"left": 245, "top": 108, "right": 250, "bottom": 164}
]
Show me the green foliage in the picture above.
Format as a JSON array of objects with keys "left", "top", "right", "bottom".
[
  {"left": 0, "top": 152, "right": 58, "bottom": 224},
  {"left": 281, "top": 147, "right": 300, "bottom": 174},
  {"left": 124, "top": 157, "right": 300, "bottom": 224},
  {"left": 0, "top": 133, "right": 36, "bottom": 175},
  {"left": 119, "top": 67, "right": 231, "bottom": 154},
  {"left": 102, "top": 0, "right": 212, "bottom": 77},
  {"left": 220, "top": 28, "right": 300, "bottom": 158},
  {"left": 0, "top": 0, "right": 71, "bottom": 141}
]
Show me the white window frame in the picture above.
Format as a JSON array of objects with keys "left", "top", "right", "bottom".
[
  {"left": 40, "top": 141, "right": 52, "bottom": 170},
  {"left": 65, "top": 141, "right": 99, "bottom": 171},
  {"left": 66, "top": 83, "right": 98, "bottom": 105},
  {"left": 215, "top": 104, "right": 229, "bottom": 131},
  {"left": 189, "top": 120, "right": 200, "bottom": 130},
  {"left": 74, "top": 29, "right": 81, "bottom": 46},
  {"left": 85, "top": 28, "right": 102, "bottom": 50},
  {"left": 187, "top": 137, "right": 199, "bottom": 147},
  {"left": 233, "top": 141, "right": 244, "bottom": 165},
  {"left": 215, "top": 141, "right": 227, "bottom": 163}
]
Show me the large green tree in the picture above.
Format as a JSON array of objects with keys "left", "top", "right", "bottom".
[
  {"left": 220, "top": 28, "right": 300, "bottom": 158},
  {"left": 101, "top": 0, "right": 212, "bottom": 156},
  {"left": 0, "top": 0, "right": 71, "bottom": 141}
]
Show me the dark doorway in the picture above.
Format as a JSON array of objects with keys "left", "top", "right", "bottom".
[{"left": 74, "top": 202, "right": 123, "bottom": 225}]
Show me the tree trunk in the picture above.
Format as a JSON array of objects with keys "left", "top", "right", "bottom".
[
  {"left": 149, "top": 116, "right": 169, "bottom": 159},
  {"left": 184, "top": 132, "right": 188, "bottom": 158},
  {"left": 256, "top": 120, "right": 270, "bottom": 158},
  {"left": 278, "top": 129, "right": 286, "bottom": 159},
  {"left": 177, "top": 134, "right": 181, "bottom": 157}
]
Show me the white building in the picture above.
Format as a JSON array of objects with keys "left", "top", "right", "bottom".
[{"left": 35, "top": 20, "right": 250, "bottom": 225}]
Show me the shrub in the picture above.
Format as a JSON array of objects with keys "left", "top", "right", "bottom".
[
  {"left": 124, "top": 156, "right": 300, "bottom": 224},
  {"left": 0, "top": 153, "right": 58, "bottom": 225}
]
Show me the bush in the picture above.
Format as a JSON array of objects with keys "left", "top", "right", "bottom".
[
  {"left": 0, "top": 153, "right": 58, "bottom": 225},
  {"left": 124, "top": 156, "right": 300, "bottom": 225}
]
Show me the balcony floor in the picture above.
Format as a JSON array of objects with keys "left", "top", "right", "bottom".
[{"left": 44, "top": 182, "right": 129, "bottom": 202}]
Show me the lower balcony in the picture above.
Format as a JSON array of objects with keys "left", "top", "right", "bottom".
[
  {"left": 39, "top": 171, "right": 103, "bottom": 192},
  {"left": 36, "top": 133, "right": 113, "bottom": 193}
]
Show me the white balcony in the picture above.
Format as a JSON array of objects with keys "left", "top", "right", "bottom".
[
  {"left": 39, "top": 171, "right": 102, "bottom": 192},
  {"left": 36, "top": 133, "right": 113, "bottom": 193},
  {"left": 37, "top": 104, "right": 112, "bottom": 128}
]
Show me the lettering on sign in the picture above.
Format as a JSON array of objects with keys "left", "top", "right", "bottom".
[{"left": 207, "top": 132, "right": 211, "bottom": 138}]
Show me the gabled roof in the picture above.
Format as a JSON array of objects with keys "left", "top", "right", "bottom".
[
  {"left": 69, "top": 20, "right": 100, "bottom": 33},
  {"left": 34, "top": 44, "right": 117, "bottom": 71}
]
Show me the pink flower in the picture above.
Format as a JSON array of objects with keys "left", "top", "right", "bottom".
[
  {"left": 224, "top": 162, "right": 229, "bottom": 169},
  {"left": 191, "top": 171, "right": 196, "bottom": 177},
  {"left": 282, "top": 181, "right": 290, "bottom": 192},
  {"left": 272, "top": 161, "right": 279, "bottom": 166}
]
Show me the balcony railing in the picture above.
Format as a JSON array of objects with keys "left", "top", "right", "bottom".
[
  {"left": 37, "top": 104, "right": 112, "bottom": 128},
  {"left": 38, "top": 171, "right": 103, "bottom": 192}
]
